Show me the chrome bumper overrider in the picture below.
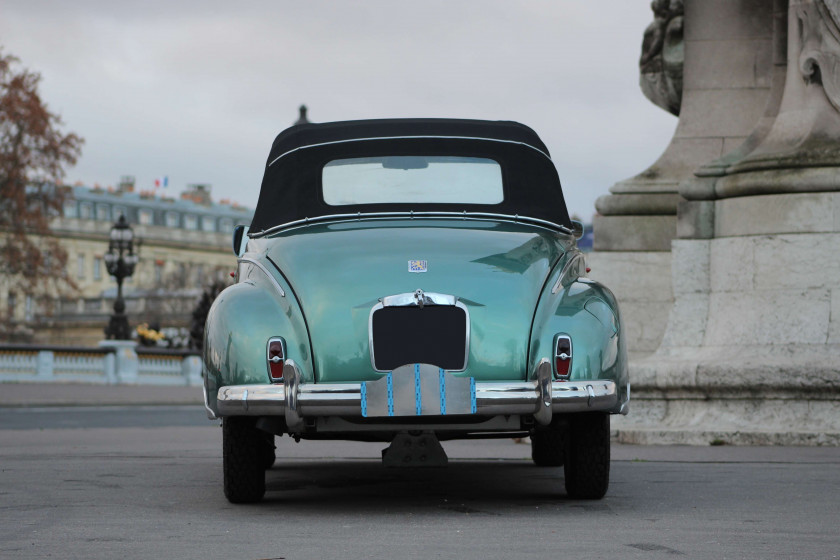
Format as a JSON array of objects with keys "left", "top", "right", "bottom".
[{"left": 215, "top": 359, "right": 619, "bottom": 430}]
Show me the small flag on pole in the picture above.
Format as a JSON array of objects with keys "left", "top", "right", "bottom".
[{"left": 154, "top": 176, "right": 169, "bottom": 188}]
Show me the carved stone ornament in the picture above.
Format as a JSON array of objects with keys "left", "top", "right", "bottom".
[
  {"left": 798, "top": 0, "right": 840, "bottom": 112},
  {"left": 639, "top": 0, "right": 685, "bottom": 116},
  {"left": 686, "top": 0, "right": 840, "bottom": 199}
]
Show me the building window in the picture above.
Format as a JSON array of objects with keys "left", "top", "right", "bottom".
[
  {"left": 201, "top": 216, "right": 216, "bottom": 232},
  {"left": 195, "top": 264, "right": 204, "bottom": 287},
  {"left": 7, "top": 292, "right": 16, "bottom": 318},
  {"left": 139, "top": 209, "right": 153, "bottom": 225},
  {"left": 113, "top": 206, "right": 128, "bottom": 221},
  {"left": 184, "top": 215, "right": 197, "bottom": 230},
  {"left": 77, "top": 254, "right": 86, "bottom": 279},
  {"left": 155, "top": 260, "right": 164, "bottom": 284},
  {"left": 93, "top": 257, "right": 102, "bottom": 281},
  {"left": 79, "top": 202, "right": 93, "bottom": 219},
  {"left": 96, "top": 204, "right": 110, "bottom": 221},
  {"left": 166, "top": 211, "right": 179, "bottom": 228},
  {"left": 25, "top": 295, "right": 33, "bottom": 321},
  {"left": 63, "top": 201, "right": 78, "bottom": 218},
  {"left": 219, "top": 218, "right": 233, "bottom": 232}
]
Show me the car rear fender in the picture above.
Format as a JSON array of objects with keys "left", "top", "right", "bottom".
[
  {"left": 528, "top": 256, "right": 628, "bottom": 411},
  {"left": 203, "top": 260, "right": 314, "bottom": 414}
]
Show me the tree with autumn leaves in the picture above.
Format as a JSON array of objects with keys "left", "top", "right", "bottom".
[{"left": 0, "top": 47, "right": 83, "bottom": 339}]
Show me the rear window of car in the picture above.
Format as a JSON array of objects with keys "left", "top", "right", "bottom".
[{"left": 322, "top": 156, "right": 504, "bottom": 206}]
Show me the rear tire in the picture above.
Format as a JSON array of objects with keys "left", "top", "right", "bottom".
[
  {"left": 531, "top": 419, "right": 565, "bottom": 467},
  {"left": 223, "top": 417, "right": 266, "bottom": 503},
  {"left": 261, "top": 432, "right": 276, "bottom": 470},
  {"left": 564, "top": 413, "right": 610, "bottom": 499}
]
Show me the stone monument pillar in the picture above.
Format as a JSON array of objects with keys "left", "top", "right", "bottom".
[
  {"left": 590, "top": 0, "right": 775, "bottom": 359},
  {"left": 615, "top": 0, "right": 840, "bottom": 444}
]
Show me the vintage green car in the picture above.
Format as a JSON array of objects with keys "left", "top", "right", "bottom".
[{"left": 203, "top": 118, "right": 629, "bottom": 503}]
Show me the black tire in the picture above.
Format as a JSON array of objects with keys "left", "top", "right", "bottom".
[
  {"left": 531, "top": 420, "right": 565, "bottom": 467},
  {"left": 564, "top": 412, "right": 610, "bottom": 499},
  {"left": 261, "top": 432, "right": 276, "bottom": 470},
  {"left": 223, "top": 417, "right": 266, "bottom": 503}
]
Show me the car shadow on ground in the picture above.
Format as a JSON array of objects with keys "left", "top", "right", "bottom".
[{"left": 258, "top": 459, "right": 601, "bottom": 512}]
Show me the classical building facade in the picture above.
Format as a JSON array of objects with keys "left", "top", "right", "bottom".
[{"left": 4, "top": 177, "right": 253, "bottom": 346}]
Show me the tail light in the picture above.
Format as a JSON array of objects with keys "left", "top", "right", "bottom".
[
  {"left": 554, "top": 335, "right": 572, "bottom": 379},
  {"left": 267, "top": 337, "right": 285, "bottom": 382}
]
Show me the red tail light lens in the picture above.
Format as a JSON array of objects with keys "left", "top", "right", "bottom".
[
  {"left": 267, "top": 338, "right": 285, "bottom": 382},
  {"left": 555, "top": 335, "right": 572, "bottom": 379}
]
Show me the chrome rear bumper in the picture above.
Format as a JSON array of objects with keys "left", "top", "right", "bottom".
[{"left": 214, "top": 359, "right": 619, "bottom": 430}]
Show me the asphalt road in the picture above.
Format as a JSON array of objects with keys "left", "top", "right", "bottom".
[{"left": 1, "top": 406, "right": 839, "bottom": 559}]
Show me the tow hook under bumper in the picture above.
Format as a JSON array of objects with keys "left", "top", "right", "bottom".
[{"left": 381, "top": 431, "right": 448, "bottom": 467}]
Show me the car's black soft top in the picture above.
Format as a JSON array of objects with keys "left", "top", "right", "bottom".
[{"left": 250, "top": 118, "right": 571, "bottom": 234}]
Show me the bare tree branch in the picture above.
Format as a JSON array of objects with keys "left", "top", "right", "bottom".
[{"left": 0, "top": 47, "right": 84, "bottom": 338}]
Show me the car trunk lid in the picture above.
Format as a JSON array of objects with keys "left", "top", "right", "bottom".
[{"left": 263, "top": 219, "right": 567, "bottom": 382}]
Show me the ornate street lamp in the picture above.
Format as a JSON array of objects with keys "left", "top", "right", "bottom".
[{"left": 103, "top": 214, "right": 139, "bottom": 340}]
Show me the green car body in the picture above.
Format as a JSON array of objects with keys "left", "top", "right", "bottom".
[
  {"left": 204, "top": 119, "right": 628, "bottom": 502},
  {"left": 204, "top": 219, "right": 628, "bottom": 407}
]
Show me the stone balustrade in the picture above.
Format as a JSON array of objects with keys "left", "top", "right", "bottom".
[{"left": 0, "top": 343, "right": 202, "bottom": 386}]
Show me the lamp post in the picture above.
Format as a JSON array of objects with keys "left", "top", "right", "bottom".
[{"left": 103, "top": 214, "right": 139, "bottom": 340}]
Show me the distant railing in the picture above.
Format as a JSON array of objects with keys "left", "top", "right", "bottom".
[{"left": 0, "top": 343, "right": 202, "bottom": 386}]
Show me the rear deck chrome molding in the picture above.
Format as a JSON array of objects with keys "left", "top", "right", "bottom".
[
  {"left": 250, "top": 211, "right": 574, "bottom": 238},
  {"left": 216, "top": 360, "right": 619, "bottom": 430}
]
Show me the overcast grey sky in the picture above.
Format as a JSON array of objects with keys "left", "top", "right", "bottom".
[{"left": 1, "top": 0, "right": 677, "bottom": 220}]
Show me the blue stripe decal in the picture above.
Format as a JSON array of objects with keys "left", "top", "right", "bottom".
[
  {"left": 360, "top": 382, "right": 367, "bottom": 417},
  {"left": 439, "top": 368, "right": 446, "bottom": 415},
  {"left": 415, "top": 364, "right": 422, "bottom": 416},
  {"left": 387, "top": 372, "right": 394, "bottom": 417},
  {"left": 470, "top": 378, "right": 477, "bottom": 414}
]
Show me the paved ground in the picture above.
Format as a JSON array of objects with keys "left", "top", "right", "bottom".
[{"left": 1, "top": 385, "right": 840, "bottom": 559}]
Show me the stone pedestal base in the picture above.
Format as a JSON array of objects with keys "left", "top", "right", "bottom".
[
  {"left": 613, "top": 344, "right": 840, "bottom": 445},
  {"left": 586, "top": 250, "right": 673, "bottom": 360},
  {"left": 615, "top": 193, "right": 840, "bottom": 444},
  {"left": 592, "top": 215, "right": 676, "bottom": 251}
]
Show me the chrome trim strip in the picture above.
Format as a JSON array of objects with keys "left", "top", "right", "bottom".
[
  {"left": 367, "top": 304, "right": 381, "bottom": 372},
  {"left": 215, "top": 378, "right": 619, "bottom": 419},
  {"left": 367, "top": 292, "right": 470, "bottom": 373},
  {"left": 619, "top": 382, "right": 631, "bottom": 415},
  {"left": 533, "top": 359, "right": 553, "bottom": 425},
  {"left": 381, "top": 290, "right": 457, "bottom": 307},
  {"left": 283, "top": 359, "right": 304, "bottom": 431},
  {"left": 238, "top": 257, "right": 286, "bottom": 297},
  {"left": 202, "top": 375, "right": 218, "bottom": 420},
  {"left": 551, "top": 254, "right": 584, "bottom": 294},
  {"left": 267, "top": 135, "right": 552, "bottom": 168},
  {"left": 250, "top": 212, "right": 573, "bottom": 238}
]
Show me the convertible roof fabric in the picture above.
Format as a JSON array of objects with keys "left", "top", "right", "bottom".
[{"left": 251, "top": 118, "right": 571, "bottom": 234}]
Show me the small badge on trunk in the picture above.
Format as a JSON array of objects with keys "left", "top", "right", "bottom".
[{"left": 408, "top": 260, "right": 427, "bottom": 273}]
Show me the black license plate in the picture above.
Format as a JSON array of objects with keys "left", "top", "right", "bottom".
[{"left": 371, "top": 305, "right": 467, "bottom": 371}]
